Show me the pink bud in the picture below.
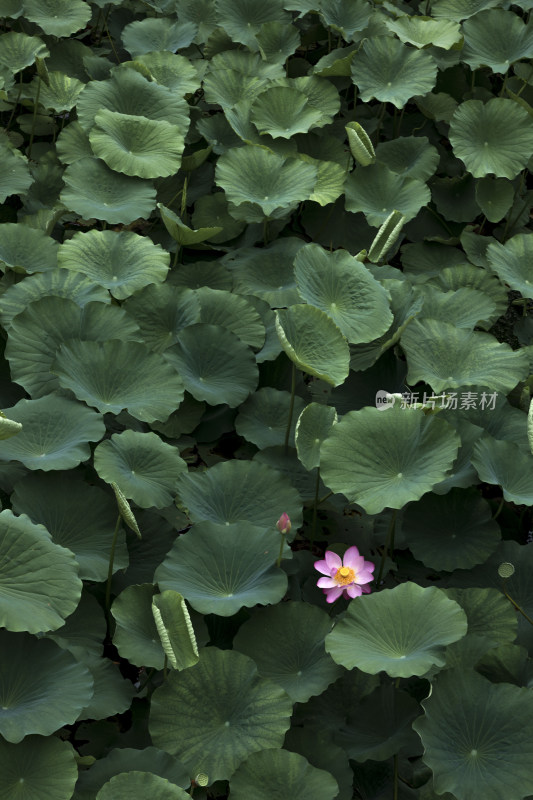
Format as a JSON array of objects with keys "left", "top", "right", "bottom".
[{"left": 276, "top": 513, "right": 291, "bottom": 535}]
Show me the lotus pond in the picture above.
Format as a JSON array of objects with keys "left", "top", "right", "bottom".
[{"left": 1, "top": 0, "right": 533, "bottom": 798}]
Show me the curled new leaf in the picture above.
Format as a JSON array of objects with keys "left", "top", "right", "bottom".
[{"left": 345, "top": 121, "right": 375, "bottom": 166}]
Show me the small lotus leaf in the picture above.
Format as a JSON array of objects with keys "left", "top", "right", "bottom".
[
  {"left": 97, "top": 771, "right": 190, "bottom": 800},
  {"left": 0, "top": 223, "right": 58, "bottom": 273},
  {"left": 0, "top": 143, "right": 32, "bottom": 202},
  {"left": 345, "top": 163, "right": 430, "bottom": 226},
  {"left": 230, "top": 749, "right": 338, "bottom": 800},
  {"left": 236, "top": 387, "right": 306, "bottom": 449},
  {"left": 222, "top": 237, "right": 304, "bottom": 307},
  {"left": 217, "top": 0, "right": 291, "bottom": 48},
  {"left": 325, "top": 583, "right": 467, "bottom": 677},
  {"left": 471, "top": 438, "right": 533, "bottom": 504},
  {"left": 295, "top": 402, "right": 337, "bottom": 470},
  {"left": 319, "top": 0, "right": 372, "bottom": 40},
  {"left": 123, "top": 284, "right": 200, "bottom": 352}
]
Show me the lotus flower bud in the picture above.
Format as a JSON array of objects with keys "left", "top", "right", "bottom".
[{"left": 276, "top": 513, "right": 291, "bottom": 535}]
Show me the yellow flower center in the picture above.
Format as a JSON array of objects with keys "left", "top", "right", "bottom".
[{"left": 334, "top": 566, "right": 355, "bottom": 585}]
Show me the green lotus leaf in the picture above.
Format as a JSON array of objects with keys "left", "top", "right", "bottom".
[
  {"left": 209, "top": 48, "right": 285, "bottom": 81},
  {"left": 0, "top": 630, "right": 93, "bottom": 743},
  {"left": 191, "top": 193, "right": 245, "bottom": 243},
  {"left": 217, "top": 0, "right": 291, "bottom": 48},
  {"left": 77, "top": 68, "right": 189, "bottom": 132},
  {"left": 251, "top": 86, "right": 323, "bottom": 138},
  {"left": 216, "top": 146, "right": 317, "bottom": 217},
  {"left": 163, "top": 324, "right": 258, "bottom": 407},
  {"left": 375, "top": 136, "right": 439, "bottom": 182},
  {"left": 134, "top": 51, "right": 199, "bottom": 94},
  {"left": 5, "top": 296, "right": 141, "bottom": 398},
  {"left": 203, "top": 66, "right": 267, "bottom": 107},
  {"left": 462, "top": 8, "right": 533, "bottom": 72},
  {"left": 167, "top": 261, "right": 232, "bottom": 291},
  {"left": 413, "top": 669, "right": 533, "bottom": 800},
  {"left": 294, "top": 243, "right": 393, "bottom": 343},
  {"left": 122, "top": 17, "right": 197, "bottom": 57},
  {"left": 123, "top": 284, "right": 200, "bottom": 352},
  {"left": 0, "top": 413, "right": 22, "bottom": 440},
  {"left": 385, "top": 16, "right": 461, "bottom": 48},
  {"left": 320, "top": 406, "right": 460, "bottom": 514},
  {"left": 0, "top": 223, "right": 58, "bottom": 273},
  {"left": 195, "top": 287, "right": 265, "bottom": 349},
  {"left": 471, "top": 438, "right": 533, "bottom": 504},
  {"left": 283, "top": 75, "right": 341, "bottom": 126},
  {"left": 275, "top": 305, "right": 350, "bottom": 386},
  {"left": 295, "top": 402, "right": 337, "bottom": 471},
  {"left": 0, "top": 735, "right": 77, "bottom": 800},
  {"left": 426, "top": 264, "right": 506, "bottom": 329},
  {"left": 403, "top": 488, "right": 500, "bottom": 571},
  {"left": 155, "top": 521, "right": 287, "bottom": 616},
  {"left": 175, "top": 0, "right": 217, "bottom": 41},
  {"left": 487, "top": 233, "right": 533, "bottom": 299},
  {"left": 158, "top": 202, "right": 221, "bottom": 245},
  {"left": 415, "top": 90, "right": 458, "bottom": 123},
  {"left": 445, "top": 393, "right": 529, "bottom": 451},
  {"left": 89, "top": 110, "right": 185, "bottom": 179},
  {"left": 53, "top": 340, "right": 184, "bottom": 423},
  {"left": 254, "top": 20, "right": 300, "bottom": 62},
  {"left": 431, "top": 0, "right": 500, "bottom": 19},
  {"left": 0, "top": 268, "right": 110, "bottom": 329},
  {"left": 0, "top": 508, "right": 81, "bottom": 633},
  {"left": 325, "top": 583, "right": 467, "bottom": 677},
  {"left": 431, "top": 173, "right": 480, "bottom": 224},
  {"left": 77, "top": 655, "right": 135, "bottom": 721},
  {"left": 319, "top": 0, "right": 372, "bottom": 40},
  {"left": 345, "top": 163, "right": 430, "bottom": 227},
  {"left": 450, "top": 98, "right": 533, "bottom": 178},
  {"left": 401, "top": 319, "right": 529, "bottom": 393},
  {"left": 223, "top": 99, "right": 297, "bottom": 159},
  {"left": 60, "top": 157, "right": 157, "bottom": 224},
  {"left": 0, "top": 0, "right": 23, "bottom": 18},
  {"left": 46, "top": 592, "right": 107, "bottom": 665},
  {"left": 26, "top": 70, "right": 84, "bottom": 111},
  {"left": 75, "top": 748, "right": 189, "bottom": 800},
  {"left": 230, "top": 749, "right": 337, "bottom": 800},
  {"left": 284, "top": 729, "right": 352, "bottom": 800},
  {"left": 248, "top": 297, "right": 282, "bottom": 363},
  {"left": 58, "top": 229, "right": 169, "bottom": 299},
  {"left": 0, "top": 143, "right": 32, "bottom": 202},
  {"left": 94, "top": 430, "right": 186, "bottom": 509},
  {"left": 22, "top": 0, "right": 90, "bottom": 35},
  {"left": 474, "top": 176, "right": 514, "bottom": 223},
  {"left": 0, "top": 31, "right": 48, "bottom": 72},
  {"left": 235, "top": 387, "right": 306, "bottom": 449},
  {"left": 351, "top": 36, "right": 437, "bottom": 108},
  {"left": 222, "top": 237, "right": 304, "bottom": 307},
  {"left": 150, "top": 647, "right": 293, "bottom": 780},
  {"left": 96, "top": 771, "right": 189, "bottom": 800},
  {"left": 0, "top": 394, "right": 104, "bottom": 471},
  {"left": 252, "top": 445, "right": 319, "bottom": 501},
  {"left": 417, "top": 286, "right": 497, "bottom": 329},
  {"left": 176, "top": 459, "right": 302, "bottom": 528},
  {"left": 152, "top": 590, "right": 199, "bottom": 671},
  {"left": 302, "top": 155, "right": 346, "bottom": 206},
  {"left": 234, "top": 602, "right": 342, "bottom": 702},
  {"left": 11, "top": 471, "right": 127, "bottom": 582},
  {"left": 444, "top": 587, "right": 518, "bottom": 647}
]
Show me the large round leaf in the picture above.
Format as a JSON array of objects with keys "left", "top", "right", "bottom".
[
  {"left": 94, "top": 431, "right": 187, "bottom": 509},
  {"left": 401, "top": 318, "right": 528, "bottom": 393},
  {"left": 53, "top": 339, "right": 185, "bottom": 422},
  {"left": 0, "top": 32, "right": 48, "bottom": 72},
  {"left": 325, "top": 583, "right": 467, "bottom": 677},
  {"left": 58, "top": 229, "right": 169, "bottom": 299},
  {"left": 487, "top": 233, "right": 533, "bottom": 300},
  {"left": 235, "top": 388, "right": 306, "bottom": 449},
  {"left": 471, "top": 438, "right": 533, "bottom": 505},
  {"left": 233, "top": 602, "right": 342, "bottom": 702},
  {"left": 5, "top": 296, "right": 141, "bottom": 398},
  {"left": 222, "top": 237, "right": 304, "bottom": 307},
  {"left": 320, "top": 406, "right": 460, "bottom": 514},
  {"left": 217, "top": 0, "right": 290, "bottom": 48},
  {"left": 0, "top": 223, "right": 57, "bottom": 273},
  {"left": 230, "top": 749, "right": 338, "bottom": 800},
  {"left": 462, "top": 8, "right": 533, "bottom": 73},
  {"left": 96, "top": 772, "right": 190, "bottom": 800},
  {"left": 123, "top": 284, "right": 200, "bottom": 352},
  {"left": 23, "top": 0, "right": 90, "bottom": 36},
  {"left": 345, "top": 163, "right": 430, "bottom": 226},
  {"left": 319, "top": 0, "right": 372, "bottom": 40},
  {"left": 375, "top": 136, "right": 439, "bottom": 182},
  {"left": 0, "top": 268, "right": 110, "bottom": 329},
  {"left": 149, "top": 647, "right": 293, "bottom": 780},
  {"left": 416, "top": 286, "right": 497, "bottom": 330},
  {"left": 276, "top": 305, "right": 349, "bottom": 386},
  {"left": 403, "top": 488, "right": 500, "bottom": 571},
  {"left": 11, "top": 471, "right": 128, "bottom": 582},
  {"left": 251, "top": 86, "right": 323, "bottom": 138},
  {"left": 196, "top": 288, "right": 265, "bottom": 349},
  {"left": 294, "top": 243, "right": 392, "bottom": 343},
  {"left": 0, "top": 394, "right": 105, "bottom": 471},
  {"left": 350, "top": 35, "right": 437, "bottom": 107},
  {"left": 155, "top": 521, "right": 288, "bottom": 616},
  {"left": 449, "top": 98, "right": 533, "bottom": 178},
  {"left": 163, "top": 324, "right": 258, "bottom": 407},
  {"left": 413, "top": 669, "right": 533, "bottom": 800},
  {"left": 0, "top": 509, "right": 81, "bottom": 633},
  {"left": 0, "top": 736, "right": 78, "bottom": 800},
  {"left": 112, "top": 584, "right": 165, "bottom": 669},
  {"left": 26, "top": 70, "right": 84, "bottom": 112},
  {"left": 0, "top": 142, "right": 32, "bottom": 203},
  {"left": 60, "top": 158, "right": 157, "bottom": 224},
  {"left": 0, "top": 630, "right": 93, "bottom": 743},
  {"left": 176, "top": 459, "right": 302, "bottom": 528},
  {"left": 122, "top": 17, "right": 197, "bottom": 56},
  {"left": 89, "top": 110, "right": 185, "bottom": 179},
  {"left": 134, "top": 51, "right": 199, "bottom": 94},
  {"left": 216, "top": 145, "right": 317, "bottom": 217},
  {"left": 384, "top": 16, "right": 461, "bottom": 48}
]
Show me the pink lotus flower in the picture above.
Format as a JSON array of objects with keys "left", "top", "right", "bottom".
[
  {"left": 314, "top": 546, "right": 375, "bottom": 603},
  {"left": 276, "top": 512, "right": 291, "bottom": 535}
]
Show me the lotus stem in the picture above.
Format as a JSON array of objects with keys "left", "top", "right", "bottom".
[
  {"left": 317, "top": 490, "right": 334, "bottom": 505},
  {"left": 28, "top": 75, "right": 42, "bottom": 160},
  {"left": 393, "top": 754, "right": 399, "bottom": 800},
  {"left": 105, "top": 515, "right": 122, "bottom": 620},
  {"left": 501, "top": 584, "right": 533, "bottom": 627},
  {"left": 283, "top": 362, "right": 296, "bottom": 455},
  {"left": 276, "top": 534, "right": 285, "bottom": 568},
  {"left": 493, "top": 497, "right": 505, "bottom": 519},
  {"left": 310, "top": 467, "right": 321, "bottom": 547},
  {"left": 375, "top": 509, "right": 396, "bottom": 587},
  {"left": 5, "top": 72, "right": 23, "bottom": 132}
]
